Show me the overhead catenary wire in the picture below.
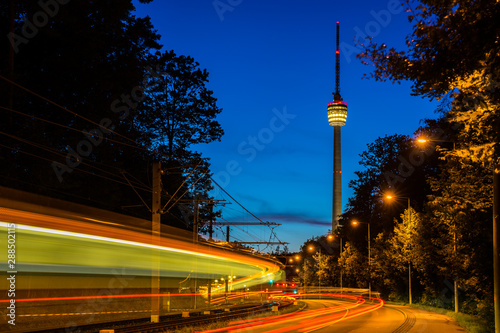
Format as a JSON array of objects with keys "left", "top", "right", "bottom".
[
  {"left": 213, "top": 176, "right": 285, "bottom": 246},
  {"left": 0, "top": 130, "right": 150, "bottom": 191},
  {"left": 161, "top": 161, "right": 201, "bottom": 212},
  {"left": 0, "top": 142, "right": 152, "bottom": 191},
  {"left": 232, "top": 224, "right": 265, "bottom": 243},
  {"left": 121, "top": 171, "right": 151, "bottom": 212},
  {"left": 0, "top": 105, "right": 208, "bottom": 171},
  {"left": 215, "top": 215, "right": 266, "bottom": 244},
  {"left": 0, "top": 76, "right": 205, "bottom": 172},
  {"left": 0, "top": 82, "right": 200, "bottom": 178},
  {"left": 0, "top": 81, "right": 204, "bottom": 203},
  {"left": 210, "top": 177, "right": 267, "bottom": 224},
  {"left": 163, "top": 168, "right": 210, "bottom": 214},
  {"left": 0, "top": 174, "right": 111, "bottom": 208},
  {"left": 0, "top": 74, "right": 138, "bottom": 145},
  {"left": 0, "top": 105, "right": 145, "bottom": 152},
  {"left": 1, "top": 74, "right": 286, "bottom": 250}
]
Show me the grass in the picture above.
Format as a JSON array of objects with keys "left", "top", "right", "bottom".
[
  {"left": 385, "top": 301, "right": 492, "bottom": 333},
  {"left": 409, "top": 304, "right": 492, "bottom": 333}
]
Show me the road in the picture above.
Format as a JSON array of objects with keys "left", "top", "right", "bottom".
[
  {"left": 198, "top": 296, "right": 466, "bottom": 333},
  {"left": 313, "top": 303, "right": 466, "bottom": 333}
]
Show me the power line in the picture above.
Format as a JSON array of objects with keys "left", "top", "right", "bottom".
[
  {"left": 210, "top": 177, "right": 266, "bottom": 224},
  {"left": 1, "top": 74, "right": 286, "bottom": 249},
  {"left": 210, "top": 176, "right": 286, "bottom": 248},
  {"left": 0, "top": 142, "right": 150, "bottom": 191},
  {"left": 0, "top": 105, "right": 141, "bottom": 151},
  {"left": 0, "top": 130, "right": 149, "bottom": 191},
  {"left": 0, "top": 174, "right": 111, "bottom": 208},
  {"left": 0, "top": 74, "right": 138, "bottom": 145}
]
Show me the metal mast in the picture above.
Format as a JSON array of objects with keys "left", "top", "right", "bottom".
[{"left": 334, "top": 21, "right": 342, "bottom": 102}]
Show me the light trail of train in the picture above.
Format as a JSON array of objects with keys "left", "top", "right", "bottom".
[
  {"left": 0, "top": 206, "right": 283, "bottom": 293},
  {"left": 0, "top": 188, "right": 284, "bottom": 331}
]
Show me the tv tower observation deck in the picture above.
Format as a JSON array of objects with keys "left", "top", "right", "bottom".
[{"left": 327, "top": 21, "right": 347, "bottom": 232}]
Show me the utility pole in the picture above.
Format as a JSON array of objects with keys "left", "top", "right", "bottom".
[
  {"left": 408, "top": 198, "right": 412, "bottom": 305},
  {"left": 494, "top": 168, "right": 499, "bottom": 333},
  {"left": 8, "top": 0, "right": 15, "bottom": 127},
  {"left": 193, "top": 194, "right": 199, "bottom": 309},
  {"left": 151, "top": 161, "right": 161, "bottom": 323},
  {"left": 208, "top": 204, "right": 214, "bottom": 241},
  {"left": 368, "top": 222, "right": 371, "bottom": 299},
  {"left": 340, "top": 235, "right": 343, "bottom": 294},
  {"left": 193, "top": 194, "right": 199, "bottom": 243}
]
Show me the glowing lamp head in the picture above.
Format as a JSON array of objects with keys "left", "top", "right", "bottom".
[{"left": 327, "top": 101, "right": 348, "bottom": 127}]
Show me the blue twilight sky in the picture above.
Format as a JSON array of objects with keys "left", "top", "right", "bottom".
[{"left": 133, "top": 0, "right": 438, "bottom": 252}]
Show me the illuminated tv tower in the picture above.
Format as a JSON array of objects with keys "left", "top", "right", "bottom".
[{"left": 327, "top": 21, "right": 347, "bottom": 232}]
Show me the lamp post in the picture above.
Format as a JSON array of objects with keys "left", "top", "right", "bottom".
[
  {"left": 494, "top": 168, "right": 500, "bottom": 333},
  {"left": 339, "top": 233, "right": 343, "bottom": 294},
  {"left": 308, "top": 245, "right": 321, "bottom": 293},
  {"left": 419, "top": 138, "right": 500, "bottom": 325},
  {"left": 417, "top": 137, "right": 460, "bottom": 313},
  {"left": 494, "top": 168, "right": 499, "bottom": 333},
  {"left": 352, "top": 220, "right": 371, "bottom": 298},
  {"left": 304, "top": 245, "right": 315, "bottom": 293},
  {"left": 386, "top": 195, "right": 412, "bottom": 304}
]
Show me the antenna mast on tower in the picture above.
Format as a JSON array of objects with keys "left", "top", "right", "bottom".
[{"left": 334, "top": 21, "right": 342, "bottom": 102}]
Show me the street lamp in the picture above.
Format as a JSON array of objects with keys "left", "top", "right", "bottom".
[
  {"left": 385, "top": 194, "right": 412, "bottom": 305},
  {"left": 419, "top": 137, "right": 499, "bottom": 330},
  {"left": 307, "top": 245, "right": 323, "bottom": 293},
  {"left": 416, "top": 137, "right": 455, "bottom": 150},
  {"left": 416, "top": 137, "right": 460, "bottom": 313},
  {"left": 339, "top": 232, "right": 343, "bottom": 294},
  {"left": 352, "top": 220, "right": 371, "bottom": 298}
]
